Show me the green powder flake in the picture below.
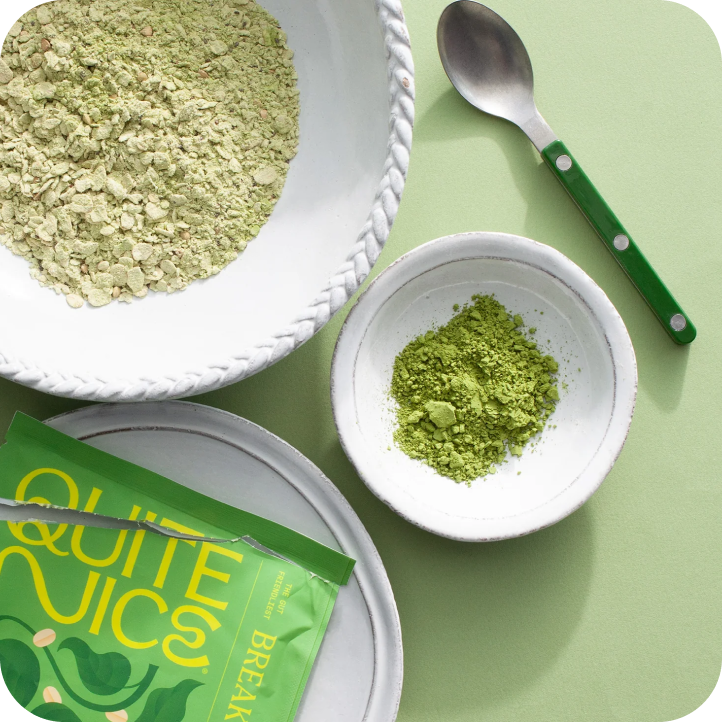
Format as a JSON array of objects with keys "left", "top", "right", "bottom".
[
  {"left": 0, "top": 0, "right": 299, "bottom": 308},
  {"left": 425, "top": 400, "right": 456, "bottom": 428},
  {"left": 390, "top": 295, "right": 560, "bottom": 484}
]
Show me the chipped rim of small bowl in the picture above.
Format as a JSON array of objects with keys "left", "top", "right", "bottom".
[{"left": 330, "top": 232, "right": 638, "bottom": 541}]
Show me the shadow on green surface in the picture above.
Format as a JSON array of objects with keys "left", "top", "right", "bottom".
[
  {"left": 194, "top": 323, "right": 339, "bottom": 467},
  {"left": 413, "top": 86, "right": 492, "bottom": 142},
  {"left": 325, "top": 424, "right": 597, "bottom": 718},
  {"left": 390, "top": 503, "right": 595, "bottom": 717},
  {"left": 0, "top": 378, "right": 89, "bottom": 437},
  {"left": 257, "top": 322, "right": 598, "bottom": 716},
  {"left": 634, "top": 335, "right": 691, "bottom": 412},
  {"left": 230, "top": 327, "right": 598, "bottom": 718},
  {"left": 415, "top": 86, "right": 610, "bottom": 276},
  {"left": 415, "top": 86, "right": 693, "bottom": 413}
]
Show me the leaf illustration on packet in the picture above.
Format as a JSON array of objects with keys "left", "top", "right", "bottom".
[
  {"left": 31, "top": 701, "right": 83, "bottom": 722},
  {"left": 58, "top": 638, "right": 131, "bottom": 696},
  {"left": 135, "top": 679, "right": 204, "bottom": 722},
  {"left": 0, "top": 413, "right": 355, "bottom": 722},
  {"left": 0, "top": 616, "right": 158, "bottom": 713},
  {"left": 0, "top": 637, "right": 40, "bottom": 707}
]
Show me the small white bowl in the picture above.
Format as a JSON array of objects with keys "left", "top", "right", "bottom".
[{"left": 331, "top": 232, "right": 637, "bottom": 541}]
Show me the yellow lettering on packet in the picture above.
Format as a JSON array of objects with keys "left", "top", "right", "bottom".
[
  {"left": 88, "top": 576, "right": 117, "bottom": 635},
  {"left": 186, "top": 543, "right": 244, "bottom": 610},
  {"left": 0, "top": 413, "right": 351, "bottom": 722},
  {"left": 224, "top": 631, "right": 278, "bottom": 718},
  {"left": 72, "top": 489, "right": 140, "bottom": 567},
  {"left": 225, "top": 704, "right": 252, "bottom": 721},
  {"left": 121, "top": 511, "right": 158, "bottom": 578},
  {"left": 264, "top": 571, "right": 285, "bottom": 619},
  {"left": 252, "top": 631, "right": 277, "bottom": 650},
  {"left": 239, "top": 667, "right": 264, "bottom": 686},
  {"left": 7, "top": 520, "right": 69, "bottom": 558},
  {"left": 8, "top": 468, "right": 80, "bottom": 556},
  {"left": 244, "top": 649, "right": 271, "bottom": 670},
  {"left": 15, "top": 468, "right": 80, "bottom": 508},
  {"left": 0, "top": 546, "right": 100, "bottom": 624},
  {"left": 162, "top": 605, "right": 220, "bottom": 668},
  {"left": 232, "top": 685, "right": 257, "bottom": 702},
  {"left": 153, "top": 518, "right": 204, "bottom": 589},
  {"left": 111, "top": 588, "right": 168, "bottom": 649}
]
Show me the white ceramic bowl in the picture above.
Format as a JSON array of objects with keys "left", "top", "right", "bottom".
[
  {"left": 331, "top": 232, "right": 637, "bottom": 541},
  {"left": 0, "top": 0, "right": 413, "bottom": 401}
]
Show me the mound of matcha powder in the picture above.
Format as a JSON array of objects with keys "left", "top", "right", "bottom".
[
  {"left": 391, "top": 295, "right": 560, "bottom": 484},
  {"left": 0, "top": 0, "right": 299, "bottom": 308}
]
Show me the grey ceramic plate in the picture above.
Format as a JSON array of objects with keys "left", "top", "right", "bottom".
[{"left": 41, "top": 401, "right": 403, "bottom": 722}]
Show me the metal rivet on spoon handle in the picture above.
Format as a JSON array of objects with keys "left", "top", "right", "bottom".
[{"left": 437, "top": 0, "right": 696, "bottom": 344}]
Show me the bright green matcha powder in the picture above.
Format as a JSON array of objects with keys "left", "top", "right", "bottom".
[{"left": 391, "top": 295, "right": 560, "bottom": 484}]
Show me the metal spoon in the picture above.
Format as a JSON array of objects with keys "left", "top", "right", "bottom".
[{"left": 437, "top": 0, "right": 695, "bottom": 344}]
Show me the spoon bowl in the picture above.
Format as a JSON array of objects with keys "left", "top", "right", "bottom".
[
  {"left": 438, "top": 1, "right": 535, "bottom": 128},
  {"left": 436, "top": 0, "right": 696, "bottom": 344}
]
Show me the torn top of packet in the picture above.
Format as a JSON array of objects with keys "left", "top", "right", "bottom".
[
  {"left": 0, "top": 412, "right": 355, "bottom": 722},
  {"left": 0, "top": 500, "right": 307, "bottom": 570},
  {"left": 0, "top": 498, "right": 248, "bottom": 544},
  {"left": 1, "top": 412, "right": 355, "bottom": 585}
]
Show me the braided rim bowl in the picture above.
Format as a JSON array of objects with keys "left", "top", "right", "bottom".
[{"left": 0, "top": 0, "right": 413, "bottom": 401}]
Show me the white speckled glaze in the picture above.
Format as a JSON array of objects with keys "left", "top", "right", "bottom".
[
  {"left": 0, "top": 0, "right": 414, "bottom": 401},
  {"left": 331, "top": 233, "right": 638, "bottom": 541}
]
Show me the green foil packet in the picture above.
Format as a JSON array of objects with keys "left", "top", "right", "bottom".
[{"left": 0, "top": 413, "right": 355, "bottom": 722}]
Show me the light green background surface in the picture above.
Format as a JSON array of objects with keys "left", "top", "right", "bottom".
[{"left": 1, "top": 0, "right": 721, "bottom": 720}]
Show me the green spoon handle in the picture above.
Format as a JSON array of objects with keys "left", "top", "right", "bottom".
[{"left": 541, "top": 139, "right": 696, "bottom": 345}]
